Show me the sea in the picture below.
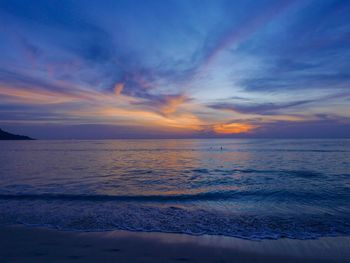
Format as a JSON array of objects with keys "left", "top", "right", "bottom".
[{"left": 0, "top": 139, "right": 349, "bottom": 240}]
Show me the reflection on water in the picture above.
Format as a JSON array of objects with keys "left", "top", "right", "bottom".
[{"left": 0, "top": 139, "right": 349, "bottom": 239}]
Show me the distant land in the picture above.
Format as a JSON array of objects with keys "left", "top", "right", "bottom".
[{"left": 0, "top": 128, "right": 34, "bottom": 140}]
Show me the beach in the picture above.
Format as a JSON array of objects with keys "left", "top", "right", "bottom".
[{"left": 1, "top": 225, "right": 350, "bottom": 263}]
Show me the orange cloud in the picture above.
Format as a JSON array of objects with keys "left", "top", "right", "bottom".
[
  {"left": 160, "top": 94, "right": 188, "bottom": 115},
  {"left": 162, "top": 113, "right": 203, "bottom": 131},
  {"left": 213, "top": 122, "right": 257, "bottom": 134},
  {"left": 0, "top": 85, "right": 78, "bottom": 104},
  {"left": 114, "top": 83, "right": 124, "bottom": 96},
  {"left": 94, "top": 106, "right": 203, "bottom": 131}
]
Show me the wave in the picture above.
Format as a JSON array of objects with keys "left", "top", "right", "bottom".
[
  {"left": 1, "top": 200, "right": 350, "bottom": 240},
  {"left": 209, "top": 168, "right": 327, "bottom": 178},
  {"left": 2, "top": 148, "right": 348, "bottom": 153},
  {"left": 0, "top": 188, "right": 348, "bottom": 202}
]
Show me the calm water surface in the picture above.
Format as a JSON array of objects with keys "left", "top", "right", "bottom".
[{"left": 0, "top": 139, "right": 349, "bottom": 240}]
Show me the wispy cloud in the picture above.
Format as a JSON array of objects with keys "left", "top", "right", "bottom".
[{"left": 209, "top": 99, "right": 314, "bottom": 115}]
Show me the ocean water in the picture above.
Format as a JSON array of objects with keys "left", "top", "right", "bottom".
[{"left": 0, "top": 139, "right": 349, "bottom": 240}]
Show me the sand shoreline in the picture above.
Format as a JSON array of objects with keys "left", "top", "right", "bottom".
[{"left": 0, "top": 225, "right": 350, "bottom": 262}]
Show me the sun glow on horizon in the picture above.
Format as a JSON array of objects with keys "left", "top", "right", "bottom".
[{"left": 213, "top": 123, "right": 257, "bottom": 134}]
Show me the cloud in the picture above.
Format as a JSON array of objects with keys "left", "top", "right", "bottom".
[
  {"left": 209, "top": 91, "right": 350, "bottom": 118},
  {"left": 0, "top": 69, "right": 108, "bottom": 104},
  {"left": 130, "top": 93, "right": 191, "bottom": 116},
  {"left": 241, "top": 73, "right": 350, "bottom": 92},
  {"left": 0, "top": 68, "right": 203, "bottom": 132},
  {"left": 236, "top": 1, "right": 350, "bottom": 93},
  {"left": 114, "top": 83, "right": 124, "bottom": 96},
  {"left": 0, "top": 85, "right": 77, "bottom": 104},
  {"left": 209, "top": 99, "right": 314, "bottom": 115},
  {"left": 159, "top": 94, "right": 190, "bottom": 115},
  {"left": 250, "top": 118, "right": 350, "bottom": 138},
  {"left": 200, "top": 0, "right": 296, "bottom": 69}
]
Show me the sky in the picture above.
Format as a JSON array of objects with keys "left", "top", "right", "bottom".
[{"left": 0, "top": 0, "right": 350, "bottom": 139}]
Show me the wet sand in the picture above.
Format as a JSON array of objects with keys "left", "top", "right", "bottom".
[{"left": 0, "top": 225, "right": 349, "bottom": 263}]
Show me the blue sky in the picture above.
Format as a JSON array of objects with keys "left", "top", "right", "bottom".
[{"left": 0, "top": 0, "right": 349, "bottom": 139}]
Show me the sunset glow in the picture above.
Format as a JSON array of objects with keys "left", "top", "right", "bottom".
[
  {"left": 0, "top": 0, "right": 349, "bottom": 139},
  {"left": 213, "top": 123, "right": 257, "bottom": 134}
]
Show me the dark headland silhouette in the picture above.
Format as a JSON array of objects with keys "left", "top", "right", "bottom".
[{"left": 0, "top": 128, "right": 34, "bottom": 140}]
